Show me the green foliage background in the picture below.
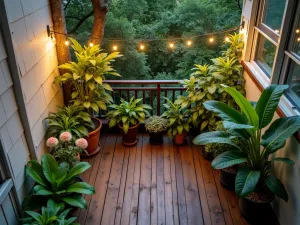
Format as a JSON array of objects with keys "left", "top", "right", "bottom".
[{"left": 65, "top": 0, "right": 242, "bottom": 80}]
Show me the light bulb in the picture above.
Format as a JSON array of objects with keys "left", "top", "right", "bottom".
[
  {"left": 113, "top": 45, "right": 118, "bottom": 51},
  {"left": 89, "top": 42, "right": 94, "bottom": 47},
  {"left": 186, "top": 40, "right": 192, "bottom": 46},
  {"left": 296, "top": 29, "right": 300, "bottom": 34},
  {"left": 169, "top": 42, "right": 175, "bottom": 48},
  {"left": 275, "top": 29, "right": 280, "bottom": 34},
  {"left": 139, "top": 44, "right": 145, "bottom": 50},
  {"left": 225, "top": 36, "right": 230, "bottom": 42},
  {"left": 297, "top": 37, "right": 300, "bottom": 42},
  {"left": 65, "top": 40, "right": 69, "bottom": 46},
  {"left": 209, "top": 36, "right": 214, "bottom": 43}
]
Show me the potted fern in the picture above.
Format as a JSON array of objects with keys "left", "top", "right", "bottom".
[
  {"left": 55, "top": 38, "right": 122, "bottom": 155},
  {"left": 193, "top": 84, "right": 300, "bottom": 223},
  {"left": 106, "top": 97, "right": 152, "bottom": 146},
  {"left": 145, "top": 116, "right": 168, "bottom": 145},
  {"left": 162, "top": 98, "right": 190, "bottom": 145}
]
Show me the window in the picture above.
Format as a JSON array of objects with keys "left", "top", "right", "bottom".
[{"left": 284, "top": 61, "right": 300, "bottom": 107}]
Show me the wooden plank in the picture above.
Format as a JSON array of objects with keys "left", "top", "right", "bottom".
[
  {"left": 212, "top": 170, "right": 234, "bottom": 225},
  {"left": 129, "top": 135, "right": 143, "bottom": 225},
  {"left": 180, "top": 138, "right": 203, "bottom": 225},
  {"left": 163, "top": 136, "right": 174, "bottom": 225},
  {"left": 77, "top": 135, "right": 107, "bottom": 224},
  {"left": 85, "top": 135, "right": 117, "bottom": 225},
  {"left": 198, "top": 146, "right": 226, "bottom": 225},
  {"left": 137, "top": 135, "right": 152, "bottom": 225},
  {"left": 151, "top": 144, "right": 158, "bottom": 225},
  {"left": 114, "top": 145, "right": 131, "bottom": 225},
  {"left": 156, "top": 144, "right": 166, "bottom": 225},
  {"left": 173, "top": 142, "right": 188, "bottom": 225},
  {"left": 101, "top": 136, "right": 126, "bottom": 225},
  {"left": 169, "top": 139, "right": 179, "bottom": 225},
  {"left": 191, "top": 139, "right": 213, "bottom": 225}
]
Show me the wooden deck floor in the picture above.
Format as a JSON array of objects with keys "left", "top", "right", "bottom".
[{"left": 75, "top": 134, "right": 251, "bottom": 225}]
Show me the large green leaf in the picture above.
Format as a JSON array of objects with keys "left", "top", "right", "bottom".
[
  {"left": 255, "top": 85, "right": 288, "bottom": 129},
  {"left": 64, "top": 162, "right": 91, "bottom": 182},
  {"left": 25, "top": 211, "right": 43, "bottom": 223},
  {"left": 265, "top": 175, "right": 288, "bottom": 202},
  {"left": 203, "top": 101, "right": 248, "bottom": 124},
  {"left": 193, "top": 131, "right": 240, "bottom": 150},
  {"left": 262, "top": 116, "right": 300, "bottom": 153},
  {"left": 223, "top": 121, "right": 254, "bottom": 130},
  {"left": 211, "top": 151, "right": 247, "bottom": 169},
  {"left": 61, "top": 195, "right": 87, "bottom": 209},
  {"left": 41, "top": 154, "right": 59, "bottom": 184},
  {"left": 33, "top": 185, "right": 53, "bottom": 196},
  {"left": 66, "top": 182, "right": 95, "bottom": 195},
  {"left": 271, "top": 157, "right": 295, "bottom": 164},
  {"left": 222, "top": 85, "right": 259, "bottom": 128},
  {"left": 235, "top": 167, "right": 260, "bottom": 197},
  {"left": 26, "top": 164, "right": 48, "bottom": 187}
]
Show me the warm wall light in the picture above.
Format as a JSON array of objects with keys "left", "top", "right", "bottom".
[
  {"left": 113, "top": 44, "right": 118, "bottom": 51},
  {"left": 169, "top": 42, "right": 175, "bottom": 48},
  {"left": 209, "top": 36, "right": 214, "bottom": 43},
  {"left": 186, "top": 40, "right": 192, "bottom": 46}
]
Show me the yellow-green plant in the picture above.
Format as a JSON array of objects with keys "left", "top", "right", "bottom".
[
  {"left": 222, "top": 33, "right": 244, "bottom": 58},
  {"left": 55, "top": 38, "right": 122, "bottom": 114}
]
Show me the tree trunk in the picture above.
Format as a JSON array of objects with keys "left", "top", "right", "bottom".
[
  {"left": 91, "top": 0, "right": 108, "bottom": 45},
  {"left": 49, "top": 0, "right": 72, "bottom": 105}
]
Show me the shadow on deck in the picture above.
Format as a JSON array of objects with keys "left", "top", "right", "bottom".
[{"left": 74, "top": 133, "right": 252, "bottom": 225}]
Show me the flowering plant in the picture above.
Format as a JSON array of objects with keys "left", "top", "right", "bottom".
[{"left": 46, "top": 132, "right": 88, "bottom": 166}]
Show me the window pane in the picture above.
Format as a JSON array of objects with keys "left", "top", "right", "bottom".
[
  {"left": 255, "top": 34, "right": 276, "bottom": 77},
  {"left": 292, "top": 16, "right": 300, "bottom": 57},
  {"left": 285, "top": 60, "right": 300, "bottom": 109},
  {"left": 262, "top": 0, "right": 286, "bottom": 33}
]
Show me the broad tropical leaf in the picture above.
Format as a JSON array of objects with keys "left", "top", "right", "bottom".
[
  {"left": 256, "top": 85, "right": 288, "bottom": 129},
  {"left": 222, "top": 85, "right": 259, "bottom": 128},
  {"left": 265, "top": 175, "right": 288, "bottom": 202},
  {"left": 271, "top": 157, "right": 295, "bottom": 164},
  {"left": 66, "top": 182, "right": 95, "bottom": 195},
  {"left": 235, "top": 167, "right": 260, "bottom": 197},
  {"left": 65, "top": 162, "right": 91, "bottom": 182},
  {"left": 211, "top": 151, "right": 247, "bottom": 169},
  {"left": 41, "top": 154, "right": 59, "bottom": 184},
  {"left": 33, "top": 185, "right": 53, "bottom": 196},
  {"left": 223, "top": 121, "right": 254, "bottom": 130},
  {"left": 61, "top": 195, "right": 87, "bottom": 209},
  {"left": 262, "top": 116, "right": 300, "bottom": 153}
]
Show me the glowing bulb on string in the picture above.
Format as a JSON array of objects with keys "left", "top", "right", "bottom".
[
  {"left": 275, "top": 29, "right": 280, "bottom": 34},
  {"left": 225, "top": 36, "right": 230, "bottom": 42},
  {"left": 186, "top": 40, "right": 192, "bottom": 46},
  {"left": 139, "top": 43, "right": 145, "bottom": 50},
  {"left": 113, "top": 44, "right": 118, "bottom": 51},
  {"left": 65, "top": 40, "right": 69, "bottom": 46},
  {"left": 89, "top": 42, "right": 94, "bottom": 47},
  {"left": 209, "top": 36, "right": 214, "bottom": 43},
  {"left": 297, "top": 37, "right": 300, "bottom": 42},
  {"left": 169, "top": 42, "right": 175, "bottom": 49},
  {"left": 296, "top": 29, "right": 300, "bottom": 34}
]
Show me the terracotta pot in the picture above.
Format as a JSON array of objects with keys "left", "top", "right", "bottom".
[
  {"left": 219, "top": 167, "right": 237, "bottom": 191},
  {"left": 118, "top": 123, "right": 139, "bottom": 146},
  {"left": 173, "top": 132, "right": 186, "bottom": 146},
  {"left": 239, "top": 194, "right": 274, "bottom": 224},
  {"left": 85, "top": 118, "right": 102, "bottom": 154},
  {"left": 149, "top": 132, "right": 164, "bottom": 145}
]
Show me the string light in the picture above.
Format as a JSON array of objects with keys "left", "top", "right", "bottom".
[
  {"left": 89, "top": 42, "right": 94, "bottom": 47},
  {"left": 113, "top": 44, "right": 118, "bottom": 51},
  {"left": 297, "top": 37, "right": 300, "bottom": 42},
  {"left": 186, "top": 40, "right": 192, "bottom": 46},
  {"left": 225, "top": 36, "right": 230, "bottom": 42},
  {"left": 64, "top": 36, "right": 69, "bottom": 46},
  {"left": 169, "top": 41, "right": 175, "bottom": 49},
  {"left": 209, "top": 36, "right": 214, "bottom": 43},
  {"left": 296, "top": 29, "right": 300, "bottom": 34},
  {"left": 139, "top": 43, "right": 145, "bottom": 50}
]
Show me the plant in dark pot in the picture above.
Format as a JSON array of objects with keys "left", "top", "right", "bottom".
[
  {"left": 162, "top": 98, "right": 190, "bottom": 146},
  {"left": 55, "top": 38, "right": 122, "bottom": 155},
  {"left": 25, "top": 154, "right": 95, "bottom": 209},
  {"left": 106, "top": 97, "right": 152, "bottom": 146},
  {"left": 193, "top": 84, "right": 300, "bottom": 223},
  {"left": 145, "top": 116, "right": 168, "bottom": 145}
]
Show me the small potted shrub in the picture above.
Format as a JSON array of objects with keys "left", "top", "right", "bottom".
[
  {"left": 162, "top": 98, "right": 190, "bottom": 145},
  {"left": 26, "top": 154, "right": 95, "bottom": 209},
  {"left": 145, "top": 116, "right": 168, "bottom": 144},
  {"left": 55, "top": 38, "right": 122, "bottom": 155},
  {"left": 193, "top": 84, "right": 300, "bottom": 223},
  {"left": 46, "top": 132, "right": 88, "bottom": 167},
  {"left": 106, "top": 97, "right": 152, "bottom": 146}
]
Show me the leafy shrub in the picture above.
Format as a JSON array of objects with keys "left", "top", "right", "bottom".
[{"left": 145, "top": 116, "right": 168, "bottom": 133}]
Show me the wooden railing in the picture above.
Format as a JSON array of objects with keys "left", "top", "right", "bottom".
[{"left": 103, "top": 80, "right": 186, "bottom": 115}]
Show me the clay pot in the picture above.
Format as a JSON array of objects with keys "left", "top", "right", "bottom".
[
  {"left": 173, "top": 132, "right": 186, "bottom": 146},
  {"left": 219, "top": 167, "right": 237, "bottom": 191},
  {"left": 85, "top": 118, "right": 102, "bottom": 154},
  {"left": 149, "top": 132, "right": 164, "bottom": 145},
  {"left": 118, "top": 123, "right": 139, "bottom": 146}
]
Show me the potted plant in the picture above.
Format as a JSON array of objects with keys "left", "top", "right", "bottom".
[
  {"left": 46, "top": 132, "right": 88, "bottom": 167},
  {"left": 145, "top": 116, "right": 168, "bottom": 145},
  {"left": 106, "top": 97, "right": 152, "bottom": 146},
  {"left": 26, "top": 154, "right": 95, "bottom": 209},
  {"left": 162, "top": 98, "right": 190, "bottom": 145},
  {"left": 55, "top": 38, "right": 122, "bottom": 155},
  {"left": 21, "top": 199, "right": 76, "bottom": 225},
  {"left": 193, "top": 84, "right": 300, "bottom": 223}
]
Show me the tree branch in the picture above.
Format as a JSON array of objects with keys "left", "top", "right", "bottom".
[
  {"left": 68, "top": 10, "right": 94, "bottom": 34},
  {"left": 63, "top": 0, "right": 71, "bottom": 10},
  {"left": 90, "top": 0, "right": 108, "bottom": 45}
]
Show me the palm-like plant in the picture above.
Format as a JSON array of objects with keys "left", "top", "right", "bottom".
[
  {"left": 162, "top": 98, "right": 190, "bottom": 137},
  {"left": 45, "top": 105, "right": 94, "bottom": 139},
  {"left": 26, "top": 154, "right": 95, "bottom": 209},
  {"left": 193, "top": 84, "right": 300, "bottom": 202},
  {"left": 55, "top": 38, "right": 121, "bottom": 114},
  {"left": 106, "top": 97, "right": 152, "bottom": 134},
  {"left": 222, "top": 33, "right": 244, "bottom": 58}
]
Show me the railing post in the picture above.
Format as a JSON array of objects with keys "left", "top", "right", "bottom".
[{"left": 157, "top": 83, "right": 161, "bottom": 115}]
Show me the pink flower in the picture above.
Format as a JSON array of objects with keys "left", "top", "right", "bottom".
[
  {"left": 75, "top": 138, "right": 88, "bottom": 149},
  {"left": 59, "top": 131, "right": 72, "bottom": 142},
  {"left": 46, "top": 137, "right": 59, "bottom": 148}
]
